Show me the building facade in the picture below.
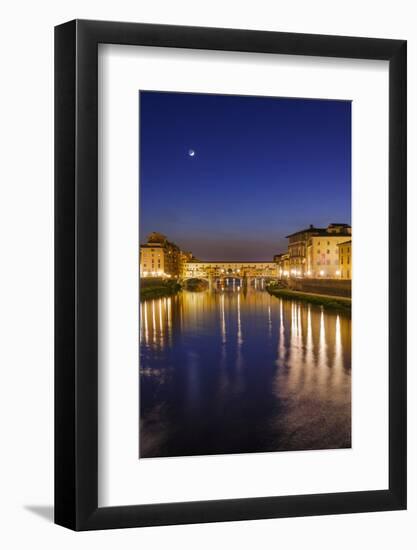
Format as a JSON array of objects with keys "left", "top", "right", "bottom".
[
  {"left": 179, "top": 250, "right": 195, "bottom": 278},
  {"left": 274, "top": 253, "right": 290, "bottom": 278},
  {"left": 337, "top": 240, "right": 352, "bottom": 279},
  {"left": 140, "top": 232, "right": 181, "bottom": 278},
  {"left": 285, "top": 225, "right": 324, "bottom": 277},
  {"left": 285, "top": 223, "right": 351, "bottom": 278},
  {"left": 306, "top": 234, "right": 352, "bottom": 278}
]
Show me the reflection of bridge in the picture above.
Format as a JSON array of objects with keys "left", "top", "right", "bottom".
[{"left": 183, "top": 261, "right": 278, "bottom": 284}]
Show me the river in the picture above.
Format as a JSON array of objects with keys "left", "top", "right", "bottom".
[{"left": 139, "top": 281, "right": 351, "bottom": 458}]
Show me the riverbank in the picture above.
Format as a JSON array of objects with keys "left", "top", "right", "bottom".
[
  {"left": 140, "top": 278, "right": 182, "bottom": 301},
  {"left": 267, "top": 286, "right": 351, "bottom": 314}
]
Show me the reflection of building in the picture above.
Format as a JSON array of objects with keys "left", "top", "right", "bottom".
[
  {"left": 337, "top": 240, "right": 352, "bottom": 279},
  {"left": 183, "top": 261, "right": 278, "bottom": 279},
  {"left": 140, "top": 232, "right": 180, "bottom": 277},
  {"left": 285, "top": 223, "right": 351, "bottom": 278}
]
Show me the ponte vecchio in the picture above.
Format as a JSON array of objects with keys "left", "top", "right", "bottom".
[{"left": 183, "top": 261, "right": 278, "bottom": 282}]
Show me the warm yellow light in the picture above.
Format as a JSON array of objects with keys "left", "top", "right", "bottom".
[
  {"left": 319, "top": 270, "right": 325, "bottom": 277},
  {"left": 335, "top": 270, "right": 341, "bottom": 276}
]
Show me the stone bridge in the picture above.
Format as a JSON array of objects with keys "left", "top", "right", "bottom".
[{"left": 182, "top": 261, "right": 278, "bottom": 283}]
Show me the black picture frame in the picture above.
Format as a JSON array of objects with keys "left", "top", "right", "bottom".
[{"left": 55, "top": 19, "right": 407, "bottom": 531}]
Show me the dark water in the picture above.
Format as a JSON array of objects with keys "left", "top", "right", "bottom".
[{"left": 139, "top": 282, "right": 351, "bottom": 458}]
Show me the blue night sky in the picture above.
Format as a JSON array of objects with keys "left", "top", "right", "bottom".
[{"left": 140, "top": 91, "right": 351, "bottom": 261}]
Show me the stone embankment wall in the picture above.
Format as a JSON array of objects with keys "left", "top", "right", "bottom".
[{"left": 287, "top": 278, "right": 351, "bottom": 298}]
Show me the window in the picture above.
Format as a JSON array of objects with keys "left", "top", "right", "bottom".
[
  {"left": 347, "top": 256, "right": 350, "bottom": 264},
  {"left": 327, "top": 250, "right": 330, "bottom": 254}
]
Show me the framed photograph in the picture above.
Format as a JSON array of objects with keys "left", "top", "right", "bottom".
[{"left": 55, "top": 20, "right": 406, "bottom": 530}]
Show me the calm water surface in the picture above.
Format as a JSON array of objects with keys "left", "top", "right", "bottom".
[{"left": 139, "top": 283, "right": 351, "bottom": 458}]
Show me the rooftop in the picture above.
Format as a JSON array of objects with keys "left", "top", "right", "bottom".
[
  {"left": 141, "top": 242, "right": 163, "bottom": 247},
  {"left": 285, "top": 226, "right": 326, "bottom": 238},
  {"left": 286, "top": 223, "right": 351, "bottom": 239}
]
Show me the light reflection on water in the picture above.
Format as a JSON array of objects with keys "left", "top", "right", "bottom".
[{"left": 140, "top": 284, "right": 351, "bottom": 458}]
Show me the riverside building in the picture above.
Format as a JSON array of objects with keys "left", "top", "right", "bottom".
[
  {"left": 337, "top": 240, "right": 352, "bottom": 280},
  {"left": 140, "top": 232, "right": 181, "bottom": 278},
  {"left": 274, "top": 253, "right": 290, "bottom": 278},
  {"left": 281, "top": 223, "right": 351, "bottom": 279},
  {"left": 306, "top": 233, "right": 352, "bottom": 279}
]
